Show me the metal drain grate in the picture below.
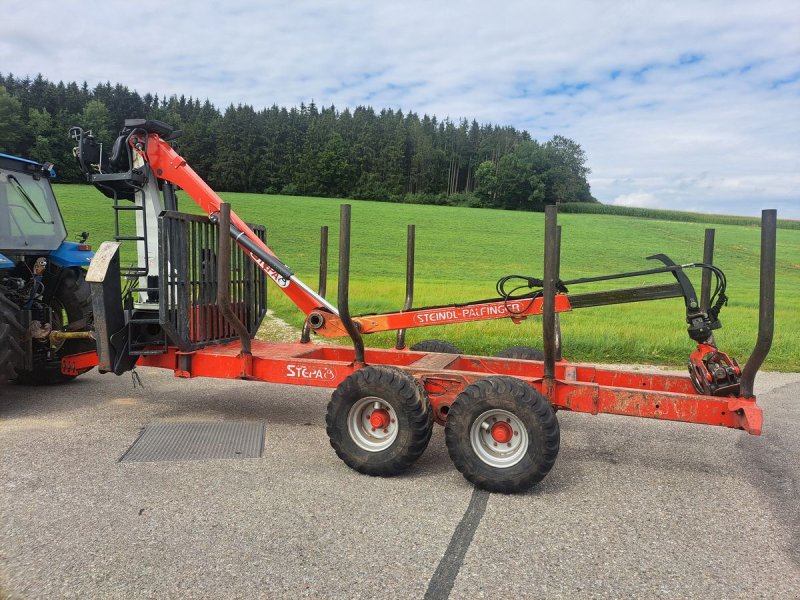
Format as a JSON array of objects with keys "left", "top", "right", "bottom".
[{"left": 120, "top": 421, "right": 265, "bottom": 463}]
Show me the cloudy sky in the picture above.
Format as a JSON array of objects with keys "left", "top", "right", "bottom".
[{"left": 3, "top": 1, "right": 798, "bottom": 217}]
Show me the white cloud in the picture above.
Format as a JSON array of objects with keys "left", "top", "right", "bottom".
[
  {"left": 612, "top": 193, "right": 660, "bottom": 208},
  {"left": 2, "top": 0, "right": 799, "bottom": 217}
]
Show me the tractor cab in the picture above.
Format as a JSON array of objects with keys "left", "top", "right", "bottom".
[
  {"left": 0, "top": 153, "right": 93, "bottom": 270},
  {"left": 0, "top": 154, "right": 67, "bottom": 255}
]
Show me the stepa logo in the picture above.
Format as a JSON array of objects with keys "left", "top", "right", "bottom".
[{"left": 285, "top": 364, "right": 336, "bottom": 381}]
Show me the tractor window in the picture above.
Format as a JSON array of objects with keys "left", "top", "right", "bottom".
[{"left": 0, "top": 169, "right": 67, "bottom": 252}]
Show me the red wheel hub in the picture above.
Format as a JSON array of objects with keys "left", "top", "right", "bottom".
[
  {"left": 490, "top": 421, "right": 513, "bottom": 444},
  {"left": 369, "top": 408, "right": 391, "bottom": 429}
]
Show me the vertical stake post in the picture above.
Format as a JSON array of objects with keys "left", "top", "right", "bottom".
[
  {"left": 338, "top": 205, "right": 365, "bottom": 366},
  {"left": 542, "top": 205, "right": 559, "bottom": 398},
  {"left": 301, "top": 226, "right": 328, "bottom": 343},
  {"left": 700, "top": 229, "right": 715, "bottom": 312},
  {"left": 396, "top": 224, "right": 416, "bottom": 350},
  {"left": 740, "top": 209, "right": 777, "bottom": 398}
]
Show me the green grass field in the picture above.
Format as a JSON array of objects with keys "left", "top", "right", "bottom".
[{"left": 53, "top": 183, "right": 800, "bottom": 371}]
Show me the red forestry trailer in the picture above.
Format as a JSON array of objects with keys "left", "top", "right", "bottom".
[{"left": 64, "top": 119, "right": 776, "bottom": 493}]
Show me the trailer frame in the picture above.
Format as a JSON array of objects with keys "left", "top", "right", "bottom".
[{"left": 68, "top": 119, "right": 777, "bottom": 492}]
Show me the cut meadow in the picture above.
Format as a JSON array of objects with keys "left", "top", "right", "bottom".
[{"left": 54, "top": 184, "right": 800, "bottom": 371}]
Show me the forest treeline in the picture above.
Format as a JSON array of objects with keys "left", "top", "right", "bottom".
[{"left": 0, "top": 74, "right": 596, "bottom": 209}]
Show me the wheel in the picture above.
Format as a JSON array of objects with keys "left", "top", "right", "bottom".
[
  {"left": 410, "top": 339, "right": 462, "bottom": 354},
  {"left": 52, "top": 267, "right": 94, "bottom": 339},
  {"left": 326, "top": 366, "right": 433, "bottom": 477},
  {"left": 445, "top": 376, "right": 559, "bottom": 493},
  {"left": 0, "top": 289, "right": 26, "bottom": 388},
  {"left": 495, "top": 345, "right": 544, "bottom": 361},
  {"left": 15, "top": 267, "right": 94, "bottom": 385}
]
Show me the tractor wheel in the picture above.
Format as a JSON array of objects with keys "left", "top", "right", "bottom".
[
  {"left": 0, "top": 289, "right": 26, "bottom": 388},
  {"left": 495, "top": 345, "right": 544, "bottom": 361},
  {"left": 410, "top": 339, "right": 462, "bottom": 354},
  {"left": 445, "top": 376, "right": 560, "bottom": 493},
  {"left": 15, "top": 268, "right": 94, "bottom": 385},
  {"left": 326, "top": 366, "right": 433, "bottom": 477}
]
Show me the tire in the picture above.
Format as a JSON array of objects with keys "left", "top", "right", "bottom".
[
  {"left": 0, "top": 289, "right": 26, "bottom": 388},
  {"left": 15, "top": 268, "right": 94, "bottom": 385},
  {"left": 410, "top": 339, "right": 462, "bottom": 354},
  {"left": 326, "top": 366, "right": 433, "bottom": 477},
  {"left": 445, "top": 376, "right": 560, "bottom": 493},
  {"left": 53, "top": 267, "right": 94, "bottom": 338},
  {"left": 495, "top": 345, "right": 544, "bottom": 361}
]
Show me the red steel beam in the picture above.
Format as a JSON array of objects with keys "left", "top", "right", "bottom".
[{"left": 136, "top": 341, "right": 761, "bottom": 435}]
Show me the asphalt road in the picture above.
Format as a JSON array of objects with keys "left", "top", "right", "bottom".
[{"left": 1, "top": 367, "right": 798, "bottom": 599}]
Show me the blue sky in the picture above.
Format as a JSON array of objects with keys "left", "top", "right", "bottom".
[{"left": 3, "top": 1, "right": 798, "bottom": 217}]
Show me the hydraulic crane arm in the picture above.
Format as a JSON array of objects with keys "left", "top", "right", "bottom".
[
  {"left": 122, "top": 121, "right": 571, "bottom": 338},
  {"left": 135, "top": 129, "right": 337, "bottom": 318}
]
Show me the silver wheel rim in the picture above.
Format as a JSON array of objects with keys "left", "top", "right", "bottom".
[
  {"left": 469, "top": 409, "right": 528, "bottom": 468},
  {"left": 347, "top": 396, "right": 399, "bottom": 452}
]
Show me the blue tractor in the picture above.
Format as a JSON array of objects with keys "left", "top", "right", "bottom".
[{"left": 0, "top": 153, "right": 95, "bottom": 387}]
